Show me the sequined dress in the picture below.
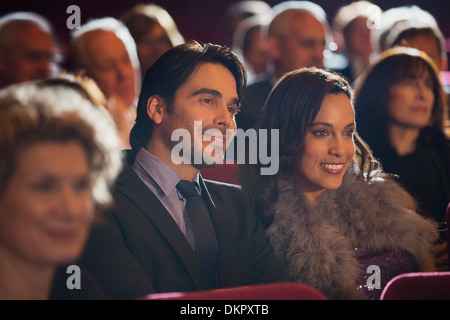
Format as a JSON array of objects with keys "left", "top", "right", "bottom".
[{"left": 355, "top": 248, "right": 418, "bottom": 299}]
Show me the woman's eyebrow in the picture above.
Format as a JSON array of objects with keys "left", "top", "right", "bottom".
[{"left": 310, "top": 122, "right": 355, "bottom": 128}]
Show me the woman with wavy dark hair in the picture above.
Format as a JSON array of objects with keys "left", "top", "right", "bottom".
[
  {"left": 354, "top": 47, "right": 449, "bottom": 269},
  {"left": 238, "top": 67, "right": 438, "bottom": 299}
]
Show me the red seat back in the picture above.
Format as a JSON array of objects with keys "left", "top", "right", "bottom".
[
  {"left": 137, "top": 282, "right": 327, "bottom": 300},
  {"left": 201, "top": 163, "right": 240, "bottom": 185},
  {"left": 446, "top": 202, "right": 450, "bottom": 265},
  {"left": 380, "top": 272, "right": 450, "bottom": 300}
]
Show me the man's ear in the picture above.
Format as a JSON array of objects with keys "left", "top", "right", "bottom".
[{"left": 146, "top": 95, "right": 166, "bottom": 124}]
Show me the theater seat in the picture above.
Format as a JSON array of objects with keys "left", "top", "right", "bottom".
[
  {"left": 201, "top": 163, "right": 240, "bottom": 185},
  {"left": 137, "top": 282, "right": 327, "bottom": 300},
  {"left": 380, "top": 272, "right": 450, "bottom": 300},
  {"left": 446, "top": 202, "right": 449, "bottom": 266}
]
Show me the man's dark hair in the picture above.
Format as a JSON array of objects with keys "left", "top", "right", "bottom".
[{"left": 129, "top": 40, "right": 247, "bottom": 152}]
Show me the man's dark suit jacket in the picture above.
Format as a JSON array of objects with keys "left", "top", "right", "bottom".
[{"left": 80, "top": 151, "right": 290, "bottom": 299}]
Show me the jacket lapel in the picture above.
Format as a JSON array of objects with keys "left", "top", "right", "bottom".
[
  {"left": 199, "top": 176, "right": 236, "bottom": 285},
  {"left": 116, "top": 151, "right": 209, "bottom": 289}
]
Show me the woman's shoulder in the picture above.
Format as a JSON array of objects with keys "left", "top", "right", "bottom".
[
  {"left": 421, "top": 127, "right": 450, "bottom": 150},
  {"left": 339, "top": 167, "right": 417, "bottom": 213}
]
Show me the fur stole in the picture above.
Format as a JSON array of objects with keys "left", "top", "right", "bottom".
[{"left": 266, "top": 166, "right": 438, "bottom": 299}]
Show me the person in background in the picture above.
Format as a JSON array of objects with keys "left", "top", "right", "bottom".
[
  {"left": 79, "top": 40, "right": 290, "bottom": 300},
  {"left": 237, "top": 1, "right": 332, "bottom": 131},
  {"left": 0, "top": 11, "right": 59, "bottom": 89},
  {"left": 377, "top": 5, "right": 450, "bottom": 119},
  {"left": 354, "top": 47, "right": 449, "bottom": 271},
  {"left": 121, "top": 3, "right": 184, "bottom": 76},
  {"left": 0, "top": 79, "right": 122, "bottom": 300},
  {"left": 238, "top": 67, "right": 438, "bottom": 299},
  {"left": 328, "top": 1, "right": 382, "bottom": 84},
  {"left": 232, "top": 14, "right": 272, "bottom": 82},
  {"left": 372, "top": 6, "right": 445, "bottom": 60},
  {"left": 68, "top": 17, "right": 141, "bottom": 148},
  {"left": 221, "top": 0, "right": 272, "bottom": 48},
  {"left": 204, "top": 6, "right": 273, "bottom": 184}
]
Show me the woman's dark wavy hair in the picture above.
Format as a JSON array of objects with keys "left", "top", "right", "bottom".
[
  {"left": 238, "top": 67, "right": 379, "bottom": 225},
  {"left": 129, "top": 40, "right": 247, "bottom": 153},
  {"left": 354, "top": 46, "right": 447, "bottom": 158}
]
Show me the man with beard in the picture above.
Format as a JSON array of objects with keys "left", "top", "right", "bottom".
[{"left": 80, "top": 40, "right": 289, "bottom": 300}]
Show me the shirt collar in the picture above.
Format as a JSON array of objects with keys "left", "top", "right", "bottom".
[{"left": 134, "top": 148, "right": 201, "bottom": 196}]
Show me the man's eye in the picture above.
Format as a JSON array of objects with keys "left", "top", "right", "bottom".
[
  {"left": 228, "top": 105, "right": 239, "bottom": 115},
  {"left": 201, "top": 99, "right": 214, "bottom": 104}
]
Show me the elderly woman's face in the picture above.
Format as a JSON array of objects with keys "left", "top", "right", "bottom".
[
  {"left": 0, "top": 141, "right": 94, "bottom": 267},
  {"left": 293, "top": 92, "right": 356, "bottom": 204}
]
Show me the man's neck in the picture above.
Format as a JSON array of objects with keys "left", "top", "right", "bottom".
[{"left": 145, "top": 143, "right": 199, "bottom": 181}]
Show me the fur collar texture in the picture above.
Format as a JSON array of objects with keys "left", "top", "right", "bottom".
[{"left": 266, "top": 166, "right": 438, "bottom": 299}]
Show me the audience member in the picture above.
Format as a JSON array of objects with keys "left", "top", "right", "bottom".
[
  {"left": 374, "top": 6, "right": 431, "bottom": 50},
  {"left": 376, "top": 6, "right": 447, "bottom": 71},
  {"left": 0, "top": 78, "right": 122, "bottom": 300},
  {"left": 80, "top": 40, "right": 290, "bottom": 300},
  {"left": 238, "top": 67, "right": 438, "bottom": 299},
  {"left": 328, "top": 1, "right": 382, "bottom": 84},
  {"left": 354, "top": 47, "right": 449, "bottom": 270},
  {"left": 221, "top": 0, "right": 272, "bottom": 48},
  {"left": 68, "top": 17, "right": 141, "bottom": 147},
  {"left": 375, "top": 6, "right": 450, "bottom": 135},
  {"left": 237, "top": 1, "right": 331, "bottom": 131},
  {"left": 0, "top": 11, "right": 59, "bottom": 88},
  {"left": 232, "top": 14, "right": 272, "bottom": 82},
  {"left": 121, "top": 3, "right": 184, "bottom": 76},
  {"left": 42, "top": 72, "right": 109, "bottom": 109}
]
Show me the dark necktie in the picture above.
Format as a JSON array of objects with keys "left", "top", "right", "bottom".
[{"left": 176, "top": 180, "right": 218, "bottom": 288}]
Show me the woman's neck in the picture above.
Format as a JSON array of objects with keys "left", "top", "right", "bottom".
[
  {"left": 293, "top": 173, "right": 326, "bottom": 205},
  {"left": 0, "top": 248, "right": 54, "bottom": 300},
  {"left": 303, "top": 191, "right": 323, "bottom": 206},
  {"left": 387, "top": 124, "right": 421, "bottom": 156}
]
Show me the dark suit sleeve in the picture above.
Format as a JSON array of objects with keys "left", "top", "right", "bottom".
[
  {"left": 80, "top": 210, "right": 156, "bottom": 300},
  {"left": 246, "top": 190, "right": 291, "bottom": 283},
  {"left": 206, "top": 181, "right": 290, "bottom": 285}
]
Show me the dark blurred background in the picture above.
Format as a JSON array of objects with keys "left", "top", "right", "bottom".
[{"left": 1, "top": 0, "right": 449, "bottom": 62}]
